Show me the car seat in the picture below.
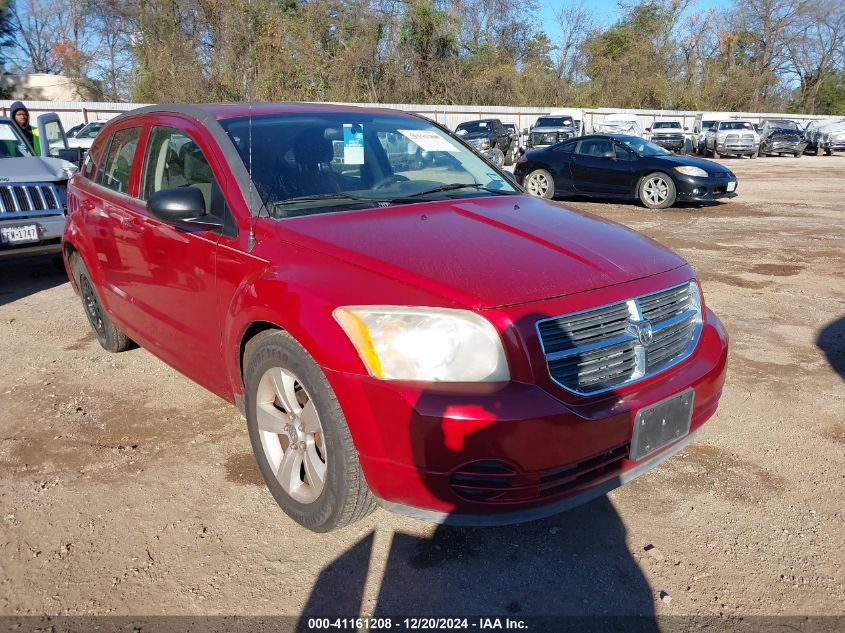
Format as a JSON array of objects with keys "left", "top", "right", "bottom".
[{"left": 293, "top": 130, "right": 343, "bottom": 196}]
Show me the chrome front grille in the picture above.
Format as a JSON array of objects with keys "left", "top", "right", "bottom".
[
  {"left": 537, "top": 282, "right": 703, "bottom": 395},
  {"left": 0, "top": 183, "right": 63, "bottom": 216}
]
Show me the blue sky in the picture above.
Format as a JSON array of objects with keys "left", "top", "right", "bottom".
[{"left": 538, "top": 0, "right": 734, "bottom": 38}]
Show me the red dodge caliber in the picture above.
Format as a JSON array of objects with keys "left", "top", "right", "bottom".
[{"left": 63, "top": 104, "right": 728, "bottom": 532}]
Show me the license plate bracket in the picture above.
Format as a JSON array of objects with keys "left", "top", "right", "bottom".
[
  {"left": 0, "top": 224, "right": 40, "bottom": 245},
  {"left": 630, "top": 389, "right": 694, "bottom": 461}
]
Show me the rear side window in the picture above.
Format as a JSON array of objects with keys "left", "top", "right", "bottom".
[
  {"left": 553, "top": 141, "right": 575, "bottom": 153},
  {"left": 96, "top": 127, "right": 141, "bottom": 194}
]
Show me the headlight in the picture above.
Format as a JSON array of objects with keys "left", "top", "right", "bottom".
[
  {"left": 334, "top": 306, "right": 510, "bottom": 382},
  {"left": 674, "top": 166, "right": 708, "bottom": 178}
]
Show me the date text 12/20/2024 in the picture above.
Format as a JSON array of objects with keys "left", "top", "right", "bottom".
[{"left": 306, "top": 617, "right": 528, "bottom": 630}]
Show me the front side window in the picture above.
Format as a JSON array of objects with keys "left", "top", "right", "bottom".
[
  {"left": 576, "top": 139, "right": 613, "bottom": 157},
  {"left": 141, "top": 126, "right": 225, "bottom": 221},
  {"left": 220, "top": 113, "right": 516, "bottom": 218},
  {"left": 0, "top": 121, "right": 34, "bottom": 158},
  {"left": 96, "top": 127, "right": 141, "bottom": 194},
  {"left": 42, "top": 119, "right": 66, "bottom": 155}
]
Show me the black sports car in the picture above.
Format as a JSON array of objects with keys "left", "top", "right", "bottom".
[{"left": 514, "top": 134, "right": 738, "bottom": 209}]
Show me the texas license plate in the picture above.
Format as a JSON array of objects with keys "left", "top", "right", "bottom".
[
  {"left": 727, "top": 181, "right": 737, "bottom": 192},
  {"left": 630, "top": 389, "right": 694, "bottom": 461},
  {"left": 0, "top": 224, "right": 39, "bottom": 244}
]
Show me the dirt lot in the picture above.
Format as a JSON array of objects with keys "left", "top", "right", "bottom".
[{"left": 0, "top": 155, "right": 843, "bottom": 623}]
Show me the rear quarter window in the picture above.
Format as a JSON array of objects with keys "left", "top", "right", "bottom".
[{"left": 82, "top": 134, "right": 109, "bottom": 181}]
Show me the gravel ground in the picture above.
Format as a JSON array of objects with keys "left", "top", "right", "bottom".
[{"left": 0, "top": 155, "right": 843, "bottom": 622}]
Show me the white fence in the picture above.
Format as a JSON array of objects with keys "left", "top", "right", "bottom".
[{"left": 1, "top": 99, "right": 838, "bottom": 133}]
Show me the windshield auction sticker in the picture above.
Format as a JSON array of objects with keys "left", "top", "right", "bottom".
[
  {"left": 343, "top": 124, "right": 364, "bottom": 164},
  {"left": 398, "top": 129, "right": 459, "bottom": 152}
]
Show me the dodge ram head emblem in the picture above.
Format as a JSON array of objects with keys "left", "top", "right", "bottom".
[{"left": 628, "top": 319, "right": 654, "bottom": 346}]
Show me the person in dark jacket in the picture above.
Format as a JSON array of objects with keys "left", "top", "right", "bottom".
[{"left": 9, "top": 101, "right": 40, "bottom": 154}]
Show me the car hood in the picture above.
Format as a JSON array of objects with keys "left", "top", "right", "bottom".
[
  {"left": 277, "top": 195, "right": 688, "bottom": 309},
  {"left": 67, "top": 138, "right": 95, "bottom": 149},
  {"left": 532, "top": 126, "right": 573, "bottom": 133},
  {"left": 649, "top": 153, "right": 732, "bottom": 174},
  {"left": 457, "top": 131, "right": 493, "bottom": 141},
  {"left": 0, "top": 156, "right": 74, "bottom": 182}
]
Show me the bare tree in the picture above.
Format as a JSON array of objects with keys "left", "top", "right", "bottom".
[{"left": 553, "top": 0, "right": 595, "bottom": 83}]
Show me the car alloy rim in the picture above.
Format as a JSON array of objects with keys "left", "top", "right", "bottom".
[
  {"left": 527, "top": 173, "right": 549, "bottom": 196},
  {"left": 643, "top": 177, "right": 669, "bottom": 205},
  {"left": 80, "top": 277, "right": 106, "bottom": 336},
  {"left": 255, "top": 367, "right": 326, "bottom": 504}
]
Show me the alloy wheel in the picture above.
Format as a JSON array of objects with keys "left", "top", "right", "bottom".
[
  {"left": 255, "top": 367, "right": 327, "bottom": 504},
  {"left": 643, "top": 177, "right": 669, "bottom": 206},
  {"left": 526, "top": 172, "right": 549, "bottom": 197}
]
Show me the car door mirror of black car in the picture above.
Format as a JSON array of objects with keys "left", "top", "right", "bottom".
[
  {"left": 601, "top": 151, "right": 616, "bottom": 160},
  {"left": 148, "top": 187, "right": 222, "bottom": 229}
]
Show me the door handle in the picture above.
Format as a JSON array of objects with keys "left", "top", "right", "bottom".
[{"left": 82, "top": 199, "right": 95, "bottom": 211}]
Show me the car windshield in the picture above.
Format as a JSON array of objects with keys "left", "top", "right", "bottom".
[
  {"left": 220, "top": 113, "right": 517, "bottom": 217},
  {"left": 618, "top": 137, "right": 671, "bottom": 157},
  {"left": 765, "top": 120, "right": 799, "bottom": 130},
  {"left": 455, "top": 121, "right": 494, "bottom": 135},
  {"left": 719, "top": 121, "right": 754, "bottom": 131},
  {"left": 0, "top": 121, "right": 34, "bottom": 158},
  {"left": 653, "top": 122, "right": 681, "bottom": 129},
  {"left": 76, "top": 122, "right": 105, "bottom": 139},
  {"left": 535, "top": 117, "right": 573, "bottom": 128}
]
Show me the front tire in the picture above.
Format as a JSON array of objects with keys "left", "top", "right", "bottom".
[
  {"left": 524, "top": 169, "right": 555, "bottom": 199},
  {"left": 244, "top": 330, "right": 375, "bottom": 532},
  {"left": 71, "top": 255, "right": 132, "bottom": 353},
  {"left": 639, "top": 172, "right": 677, "bottom": 209}
]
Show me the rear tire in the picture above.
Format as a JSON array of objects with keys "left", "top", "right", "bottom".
[
  {"left": 71, "top": 255, "right": 132, "bottom": 353},
  {"left": 244, "top": 330, "right": 376, "bottom": 532},
  {"left": 524, "top": 169, "right": 555, "bottom": 199},
  {"left": 639, "top": 172, "right": 677, "bottom": 210}
]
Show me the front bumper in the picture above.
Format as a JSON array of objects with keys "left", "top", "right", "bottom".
[
  {"left": 325, "top": 300, "right": 729, "bottom": 523},
  {"left": 0, "top": 215, "right": 65, "bottom": 259},
  {"left": 716, "top": 142, "right": 759, "bottom": 155},
  {"left": 675, "top": 173, "right": 738, "bottom": 201},
  {"left": 819, "top": 139, "right": 845, "bottom": 151},
  {"left": 763, "top": 139, "right": 808, "bottom": 154}
]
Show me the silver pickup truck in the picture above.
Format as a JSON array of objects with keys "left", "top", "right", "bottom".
[{"left": 0, "top": 113, "right": 79, "bottom": 259}]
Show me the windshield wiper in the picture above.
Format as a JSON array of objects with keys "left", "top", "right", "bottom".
[
  {"left": 272, "top": 192, "right": 379, "bottom": 208},
  {"left": 398, "top": 183, "right": 515, "bottom": 199}
]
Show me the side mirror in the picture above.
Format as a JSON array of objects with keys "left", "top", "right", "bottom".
[
  {"left": 601, "top": 151, "right": 616, "bottom": 160},
  {"left": 645, "top": 127, "right": 651, "bottom": 132},
  {"left": 522, "top": 128, "right": 528, "bottom": 135},
  {"left": 56, "top": 147, "right": 84, "bottom": 169},
  {"left": 148, "top": 187, "right": 219, "bottom": 229},
  {"left": 684, "top": 126, "right": 689, "bottom": 131}
]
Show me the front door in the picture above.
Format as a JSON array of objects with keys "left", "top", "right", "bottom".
[
  {"left": 121, "top": 122, "right": 232, "bottom": 395},
  {"left": 571, "top": 138, "right": 631, "bottom": 195}
]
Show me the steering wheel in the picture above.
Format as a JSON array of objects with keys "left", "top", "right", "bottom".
[{"left": 372, "top": 174, "right": 410, "bottom": 190}]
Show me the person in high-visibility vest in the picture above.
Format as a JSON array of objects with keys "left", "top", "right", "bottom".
[{"left": 10, "top": 101, "right": 40, "bottom": 155}]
